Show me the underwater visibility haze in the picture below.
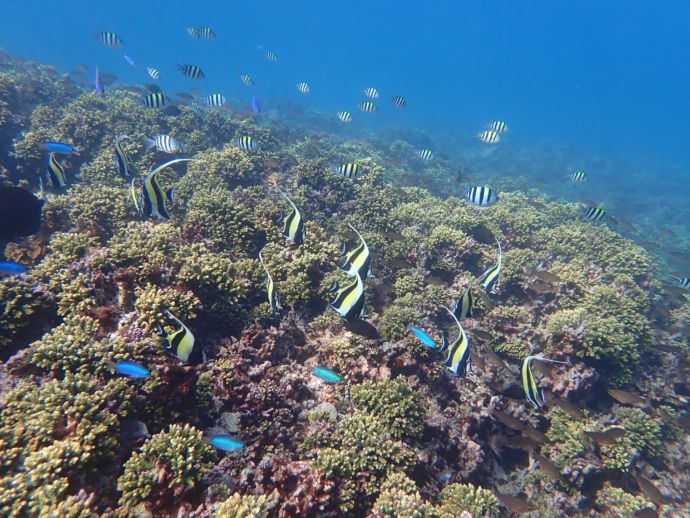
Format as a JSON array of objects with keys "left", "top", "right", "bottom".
[{"left": 0, "top": 1, "right": 689, "bottom": 516}]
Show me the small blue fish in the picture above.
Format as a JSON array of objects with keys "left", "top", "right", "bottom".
[
  {"left": 412, "top": 327, "right": 436, "bottom": 348},
  {"left": 251, "top": 94, "right": 261, "bottom": 113},
  {"left": 113, "top": 360, "right": 150, "bottom": 378},
  {"left": 209, "top": 434, "right": 245, "bottom": 451},
  {"left": 0, "top": 261, "right": 27, "bottom": 275},
  {"left": 94, "top": 67, "right": 104, "bottom": 94},
  {"left": 39, "top": 142, "right": 79, "bottom": 155},
  {"left": 312, "top": 365, "right": 343, "bottom": 383},
  {"left": 123, "top": 54, "right": 136, "bottom": 67}
]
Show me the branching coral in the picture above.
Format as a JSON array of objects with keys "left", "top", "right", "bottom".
[
  {"left": 117, "top": 423, "right": 215, "bottom": 513},
  {"left": 436, "top": 483, "right": 499, "bottom": 518},
  {"left": 214, "top": 492, "right": 271, "bottom": 518}
]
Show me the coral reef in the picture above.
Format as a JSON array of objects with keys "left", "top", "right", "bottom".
[{"left": 0, "top": 52, "right": 687, "bottom": 517}]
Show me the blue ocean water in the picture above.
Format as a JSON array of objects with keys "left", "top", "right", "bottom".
[{"left": 1, "top": 1, "right": 689, "bottom": 250}]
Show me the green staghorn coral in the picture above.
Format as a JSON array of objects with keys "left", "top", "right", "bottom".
[
  {"left": 596, "top": 484, "right": 652, "bottom": 518},
  {"left": 436, "top": 482, "right": 499, "bottom": 518},
  {"left": 379, "top": 293, "right": 423, "bottom": 341},
  {"left": 133, "top": 283, "right": 201, "bottom": 330},
  {"left": 369, "top": 472, "right": 438, "bottom": 518},
  {"left": 350, "top": 378, "right": 424, "bottom": 438},
  {"left": 214, "top": 492, "right": 271, "bottom": 518},
  {"left": 117, "top": 423, "right": 215, "bottom": 512},
  {"left": 0, "top": 276, "right": 52, "bottom": 350},
  {"left": 600, "top": 407, "right": 664, "bottom": 472}
]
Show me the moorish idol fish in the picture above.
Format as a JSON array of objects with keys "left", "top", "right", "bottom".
[
  {"left": 329, "top": 273, "right": 366, "bottom": 321},
  {"left": 113, "top": 135, "right": 135, "bottom": 179},
  {"left": 439, "top": 304, "right": 471, "bottom": 377},
  {"left": 480, "top": 238, "right": 502, "bottom": 293},
  {"left": 46, "top": 152, "right": 68, "bottom": 189},
  {"left": 451, "top": 287, "right": 474, "bottom": 320},
  {"left": 522, "top": 355, "right": 569, "bottom": 409},
  {"left": 340, "top": 223, "right": 371, "bottom": 281},
  {"left": 277, "top": 189, "right": 306, "bottom": 245},
  {"left": 157, "top": 310, "right": 206, "bottom": 365},
  {"left": 141, "top": 158, "right": 192, "bottom": 219},
  {"left": 258, "top": 247, "right": 282, "bottom": 312}
]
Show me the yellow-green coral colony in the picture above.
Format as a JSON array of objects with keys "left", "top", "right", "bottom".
[{"left": 0, "top": 43, "right": 686, "bottom": 518}]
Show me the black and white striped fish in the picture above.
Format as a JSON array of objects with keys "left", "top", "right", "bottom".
[
  {"left": 296, "top": 82, "right": 310, "bottom": 94},
  {"left": 667, "top": 276, "right": 690, "bottom": 290},
  {"left": 570, "top": 171, "right": 587, "bottom": 182},
  {"left": 487, "top": 121, "right": 509, "bottom": 133},
  {"left": 335, "top": 163, "right": 363, "bottom": 178},
  {"left": 146, "top": 134, "right": 186, "bottom": 154},
  {"left": 277, "top": 190, "right": 306, "bottom": 245},
  {"left": 359, "top": 101, "right": 377, "bottom": 113},
  {"left": 451, "top": 287, "right": 474, "bottom": 320},
  {"left": 466, "top": 185, "right": 498, "bottom": 207},
  {"left": 337, "top": 110, "right": 353, "bottom": 122},
  {"left": 329, "top": 273, "right": 366, "bottom": 321},
  {"left": 141, "top": 158, "right": 192, "bottom": 219},
  {"left": 177, "top": 63, "right": 205, "bottom": 79},
  {"left": 240, "top": 74, "right": 254, "bottom": 87},
  {"left": 94, "top": 31, "right": 123, "bottom": 48},
  {"left": 259, "top": 247, "right": 282, "bottom": 312},
  {"left": 236, "top": 136, "right": 258, "bottom": 152},
  {"left": 363, "top": 87, "right": 379, "bottom": 99},
  {"left": 417, "top": 149, "right": 433, "bottom": 160},
  {"left": 142, "top": 92, "right": 167, "bottom": 108},
  {"left": 146, "top": 67, "right": 160, "bottom": 80},
  {"left": 197, "top": 26, "right": 216, "bottom": 39},
  {"left": 46, "top": 152, "right": 67, "bottom": 189},
  {"left": 340, "top": 224, "right": 372, "bottom": 281},
  {"left": 185, "top": 27, "right": 200, "bottom": 38},
  {"left": 265, "top": 50, "right": 278, "bottom": 62},
  {"left": 439, "top": 305, "right": 471, "bottom": 377},
  {"left": 113, "top": 135, "right": 135, "bottom": 179},
  {"left": 522, "top": 355, "right": 569, "bottom": 409},
  {"left": 206, "top": 93, "right": 226, "bottom": 107},
  {"left": 477, "top": 130, "right": 500, "bottom": 144},
  {"left": 584, "top": 206, "right": 606, "bottom": 221},
  {"left": 391, "top": 95, "right": 407, "bottom": 108},
  {"left": 480, "top": 238, "right": 502, "bottom": 293}
]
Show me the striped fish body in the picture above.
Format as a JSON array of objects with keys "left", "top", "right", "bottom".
[
  {"left": 240, "top": 74, "right": 254, "bottom": 86},
  {"left": 488, "top": 120, "right": 508, "bottom": 133},
  {"left": 480, "top": 239, "right": 502, "bottom": 292},
  {"left": 392, "top": 95, "right": 407, "bottom": 108},
  {"left": 186, "top": 26, "right": 200, "bottom": 38},
  {"left": 160, "top": 311, "right": 206, "bottom": 365},
  {"left": 206, "top": 93, "right": 226, "bottom": 107},
  {"left": 467, "top": 185, "right": 498, "bottom": 207},
  {"left": 142, "top": 170, "right": 169, "bottom": 218},
  {"left": 46, "top": 152, "right": 67, "bottom": 189},
  {"left": 570, "top": 171, "right": 587, "bottom": 182},
  {"left": 330, "top": 273, "right": 366, "bottom": 321},
  {"left": 236, "top": 136, "right": 258, "bottom": 152},
  {"left": 336, "top": 163, "right": 362, "bottom": 178},
  {"left": 279, "top": 192, "right": 306, "bottom": 245},
  {"left": 146, "top": 67, "right": 160, "bottom": 80},
  {"left": 147, "top": 135, "right": 184, "bottom": 154},
  {"left": 445, "top": 328, "right": 471, "bottom": 376},
  {"left": 177, "top": 63, "right": 205, "bottom": 79},
  {"left": 522, "top": 356, "right": 546, "bottom": 408},
  {"left": 417, "top": 149, "right": 433, "bottom": 160},
  {"left": 198, "top": 26, "right": 216, "bottom": 39},
  {"left": 478, "top": 130, "right": 500, "bottom": 144},
  {"left": 296, "top": 82, "right": 310, "bottom": 94},
  {"left": 584, "top": 206, "right": 606, "bottom": 221},
  {"left": 452, "top": 288, "right": 473, "bottom": 320},
  {"left": 259, "top": 249, "right": 282, "bottom": 312},
  {"left": 265, "top": 50, "right": 278, "bottom": 62},
  {"left": 337, "top": 110, "right": 353, "bottom": 122},
  {"left": 669, "top": 276, "right": 690, "bottom": 289},
  {"left": 114, "top": 136, "right": 134, "bottom": 178},
  {"left": 359, "top": 101, "right": 377, "bottom": 113},
  {"left": 143, "top": 92, "right": 167, "bottom": 108},
  {"left": 95, "top": 31, "right": 123, "bottom": 48},
  {"left": 363, "top": 87, "right": 379, "bottom": 99},
  {"left": 340, "top": 225, "right": 371, "bottom": 280}
]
